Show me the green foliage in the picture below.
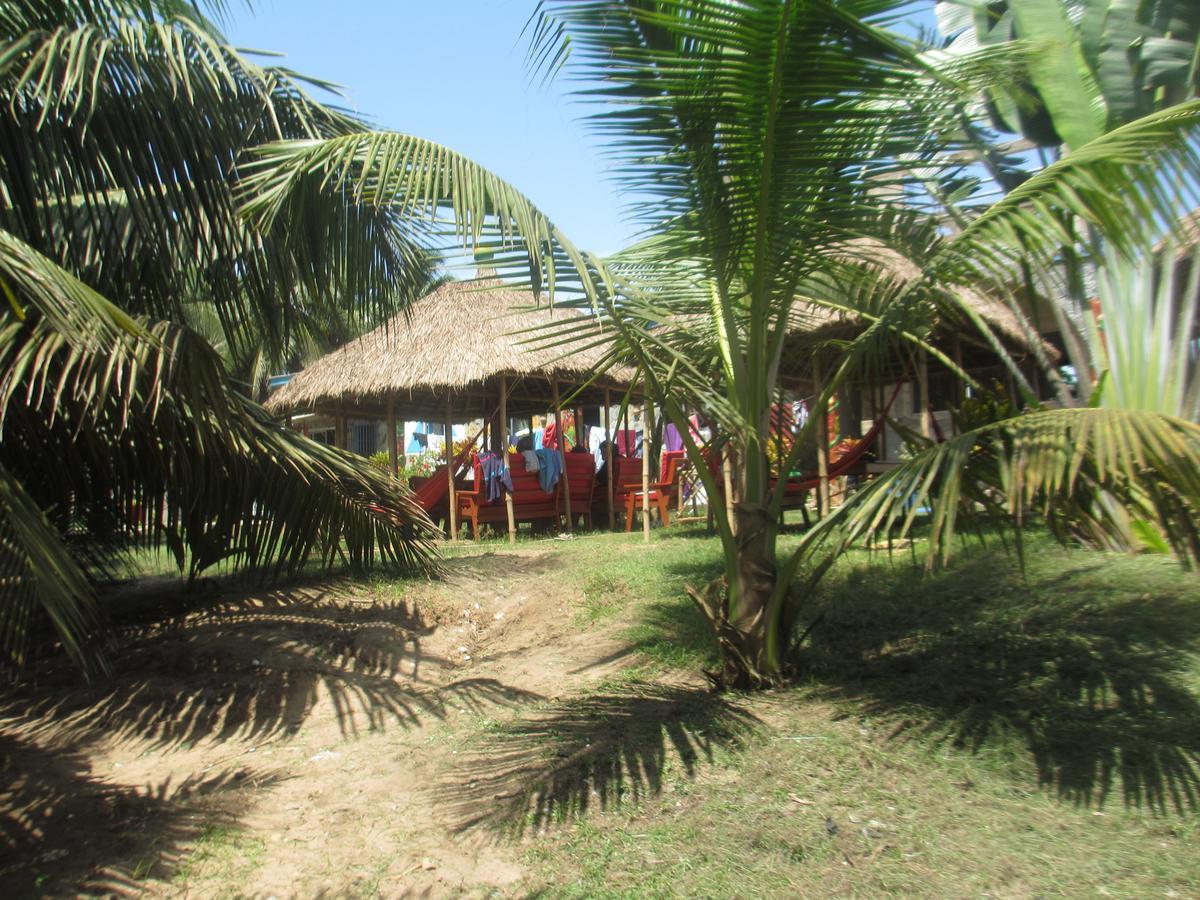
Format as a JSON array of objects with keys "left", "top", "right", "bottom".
[
  {"left": 522, "top": 0, "right": 1200, "bottom": 687},
  {"left": 0, "top": 1, "right": 560, "bottom": 670},
  {"left": 945, "top": 0, "right": 1200, "bottom": 143},
  {"left": 1088, "top": 242, "right": 1200, "bottom": 418}
]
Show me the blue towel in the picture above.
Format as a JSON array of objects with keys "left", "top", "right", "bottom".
[{"left": 534, "top": 447, "right": 561, "bottom": 493}]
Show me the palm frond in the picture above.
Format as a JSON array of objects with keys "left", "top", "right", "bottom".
[
  {"left": 797, "top": 408, "right": 1200, "bottom": 574},
  {"left": 939, "top": 99, "right": 1200, "bottom": 284},
  {"left": 0, "top": 12, "right": 432, "bottom": 363},
  {"left": 0, "top": 228, "right": 439, "bottom": 670}
]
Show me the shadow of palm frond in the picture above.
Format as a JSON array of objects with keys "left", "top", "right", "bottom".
[
  {"left": 803, "top": 551, "right": 1200, "bottom": 815},
  {"left": 0, "top": 731, "right": 278, "bottom": 896},
  {"left": 2, "top": 581, "right": 541, "bottom": 750},
  {"left": 439, "top": 682, "right": 761, "bottom": 834}
]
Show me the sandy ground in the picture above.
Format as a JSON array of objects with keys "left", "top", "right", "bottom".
[{"left": 0, "top": 548, "right": 647, "bottom": 897}]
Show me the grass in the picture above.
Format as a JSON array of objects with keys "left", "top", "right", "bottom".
[
  {"left": 104, "top": 521, "right": 1200, "bottom": 896},
  {"left": 172, "top": 823, "right": 266, "bottom": 891},
  {"left": 461, "top": 526, "right": 1200, "bottom": 898}
]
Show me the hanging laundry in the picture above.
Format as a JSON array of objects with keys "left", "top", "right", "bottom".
[
  {"left": 614, "top": 429, "right": 637, "bottom": 457},
  {"left": 477, "top": 451, "right": 512, "bottom": 502},
  {"left": 521, "top": 449, "right": 540, "bottom": 473},
  {"left": 534, "top": 446, "right": 562, "bottom": 493},
  {"left": 663, "top": 422, "right": 684, "bottom": 452}
]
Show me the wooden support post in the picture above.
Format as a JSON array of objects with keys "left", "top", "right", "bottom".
[
  {"left": 604, "top": 387, "right": 615, "bottom": 531},
  {"left": 642, "top": 404, "right": 651, "bottom": 543},
  {"left": 445, "top": 399, "right": 457, "bottom": 541},
  {"left": 677, "top": 430, "right": 687, "bottom": 519},
  {"left": 500, "top": 374, "right": 516, "bottom": 544},
  {"left": 387, "top": 397, "right": 398, "bottom": 476},
  {"left": 815, "top": 360, "right": 830, "bottom": 517},
  {"left": 553, "top": 379, "right": 572, "bottom": 532},
  {"left": 336, "top": 411, "right": 347, "bottom": 451}
]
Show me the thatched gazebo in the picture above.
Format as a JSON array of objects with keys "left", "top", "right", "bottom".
[
  {"left": 771, "top": 239, "right": 1057, "bottom": 514},
  {"left": 265, "top": 273, "right": 635, "bottom": 539}
]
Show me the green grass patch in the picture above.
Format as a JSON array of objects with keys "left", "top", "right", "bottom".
[
  {"left": 172, "top": 823, "right": 266, "bottom": 891},
  {"left": 489, "top": 529, "right": 1200, "bottom": 897}
]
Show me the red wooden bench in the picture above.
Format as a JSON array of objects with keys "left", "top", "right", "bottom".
[
  {"left": 560, "top": 452, "right": 597, "bottom": 529},
  {"left": 456, "top": 453, "right": 560, "bottom": 540}
]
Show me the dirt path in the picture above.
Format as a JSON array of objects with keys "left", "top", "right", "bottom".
[{"left": 0, "top": 547, "right": 644, "bottom": 897}]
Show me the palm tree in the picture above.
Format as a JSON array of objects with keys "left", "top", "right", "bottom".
[
  {"left": 515, "top": 0, "right": 1200, "bottom": 687},
  {"left": 0, "top": 1, "right": 566, "bottom": 670},
  {"left": 177, "top": 0, "right": 1200, "bottom": 689}
]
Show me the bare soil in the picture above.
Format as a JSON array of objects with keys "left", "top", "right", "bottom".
[{"left": 0, "top": 548, "right": 652, "bottom": 897}]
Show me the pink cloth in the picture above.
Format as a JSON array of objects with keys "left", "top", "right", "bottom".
[{"left": 614, "top": 429, "right": 637, "bottom": 457}]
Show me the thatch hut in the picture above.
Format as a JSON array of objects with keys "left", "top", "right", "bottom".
[
  {"left": 265, "top": 273, "right": 636, "bottom": 539},
  {"left": 766, "top": 238, "right": 1059, "bottom": 507},
  {"left": 266, "top": 273, "right": 630, "bottom": 423}
]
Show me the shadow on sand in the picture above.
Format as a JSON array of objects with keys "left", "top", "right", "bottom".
[
  {"left": 2, "top": 575, "right": 540, "bottom": 751},
  {"left": 439, "top": 681, "right": 760, "bottom": 834},
  {"left": 0, "top": 730, "right": 281, "bottom": 895}
]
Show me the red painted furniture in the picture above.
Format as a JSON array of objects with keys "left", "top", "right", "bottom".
[
  {"left": 591, "top": 455, "right": 641, "bottom": 528},
  {"left": 624, "top": 450, "right": 686, "bottom": 532},
  {"left": 456, "top": 453, "right": 560, "bottom": 540},
  {"left": 560, "top": 453, "right": 597, "bottom": 529}
]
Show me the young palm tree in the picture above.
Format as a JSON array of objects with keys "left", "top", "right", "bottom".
[
  {"left": 516, "top": 0, "right": 1200, "bottom": 687},
  {"left": 0, "top": 1, "right": 569, "bottom": 670}
]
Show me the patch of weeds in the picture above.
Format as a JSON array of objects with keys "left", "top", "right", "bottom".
[
  {"left": 625, "top": 598, "right": 717, "bottom": 670},
  {"left": 172, "top": 823, "right": 266, "bottom": 889}
]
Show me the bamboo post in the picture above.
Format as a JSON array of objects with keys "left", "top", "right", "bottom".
[
  {"left": 500, "top": 375, "right": 516, "bottom": 544},
  {"left": 814, "top": 360, "right": 830, "bottom": 517},
  {"left": 918, "top": 350, "right": 932, "bottom": 440},
  {"left": 641, "top": 404, "right": 651, "bottom": 543},
  {"left": 677, "top": 433, "right": 686, "bottom": 519},
  {"left": 604, "top": 387, "right": 615, "bottom": 531},
  {"left": 387, "top": 397, "right": 398, "bottom": 476},
  {"left": 445, "top": 399, "right": 457, "bottom": 541},
  {"left": 336, "top": 411, "right": 347, "bottom": 451},
  {"left": 553, "top": 379, "right": 572, "bottom": 532}
]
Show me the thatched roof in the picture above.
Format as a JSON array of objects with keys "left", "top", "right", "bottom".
[
  {"left": 265, "top": 275, "right": 632, "bottom": 419},
  {"left": 785, "top": 238, "right": 1044, "bottom": 351},
  {"left": 1156, "top": 206, "right": 1200, "bottom": 259}
]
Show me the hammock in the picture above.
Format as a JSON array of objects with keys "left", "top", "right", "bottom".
[
  {"left": 772, "top": 381, "right": 904, "bottom": 495},
  {"left": 408, "top": 420, "right": 488, "bottom": 513}
]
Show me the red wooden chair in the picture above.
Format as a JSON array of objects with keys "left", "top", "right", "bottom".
[
  {"left": 623, "top": 449, "right": 686, "bottom": 532},
  {"left": 591, "top": 455, "right": 641, "bottom": 528}
]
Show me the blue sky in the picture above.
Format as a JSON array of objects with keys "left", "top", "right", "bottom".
[{"left": 224, "top": 1, "right": 635, "bottom": 256}]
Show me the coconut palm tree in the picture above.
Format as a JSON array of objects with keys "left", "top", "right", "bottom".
[
  {"left": 513, "top": 0, "right": 1200, "bottom": 687},
  {"left": 0, "top": 1, "right": 568, "bottom": 671},
  {"left": 208, "top": 0, "right": 1200, "bottom": 689}
]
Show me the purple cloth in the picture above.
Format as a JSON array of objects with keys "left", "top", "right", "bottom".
[
  {"left": 477, "top": 452, "right": 512, "bottom": 502},
  {"left": 663, "top": 423, "right": 684, "bottom": 452}
]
